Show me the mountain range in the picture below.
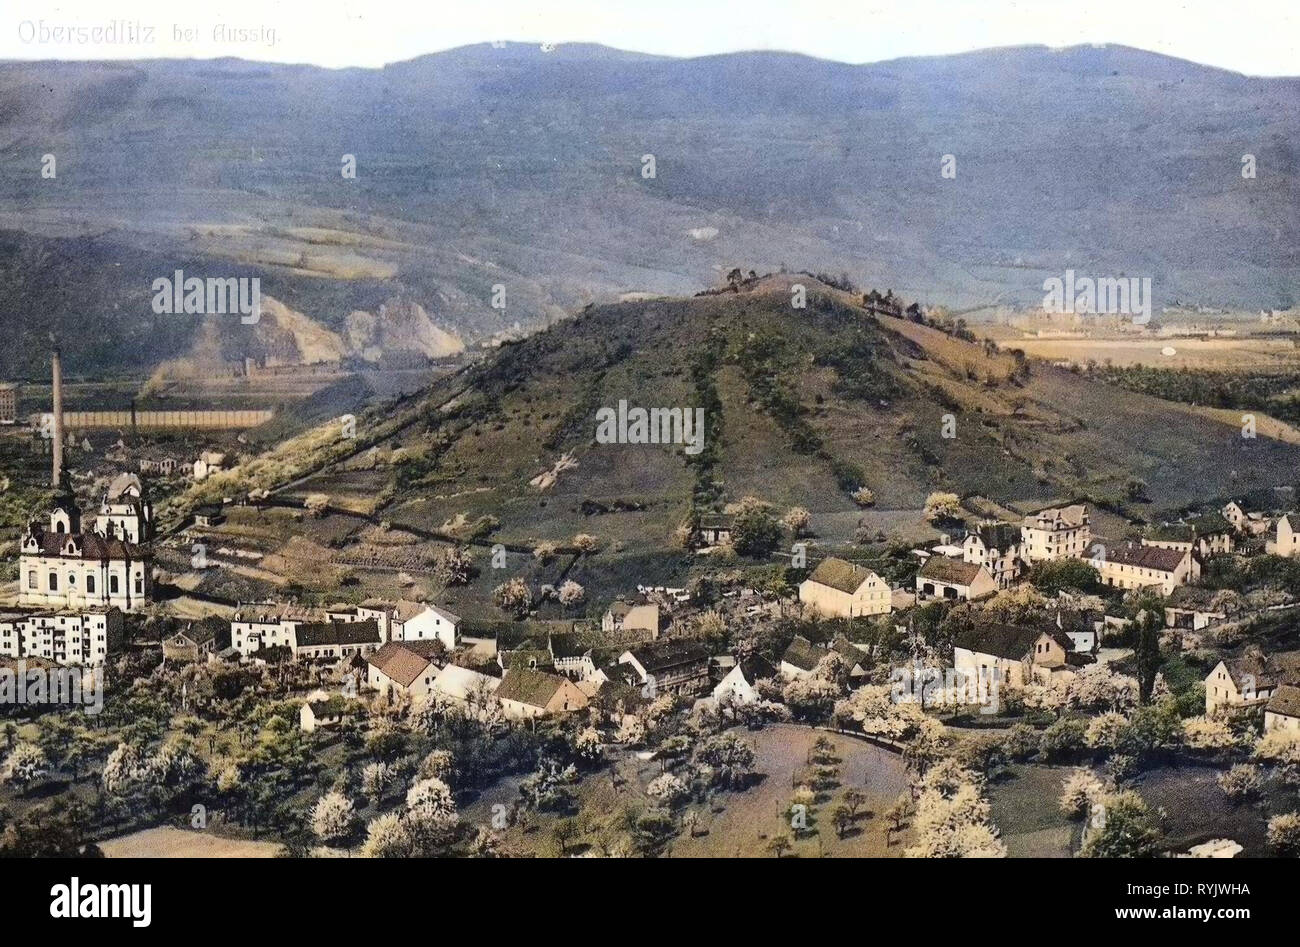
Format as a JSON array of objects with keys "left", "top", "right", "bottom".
[{"left": 0, "top": 42, "right": 1296, "bottom": 377}]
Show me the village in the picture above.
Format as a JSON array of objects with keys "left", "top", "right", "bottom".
[{"left": 1, "top": 343, "right": 1300, "bottom": 860}]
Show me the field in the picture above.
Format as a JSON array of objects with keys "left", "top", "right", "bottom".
[
  {"left": 458, "top": 724, "right": 911, "bottom": 858},
  {"left": 992, "top": 333, "right": 1300, "bottom": 371},
  {"left": 99, "top": 826, "right": 281, "bottom": 858}
]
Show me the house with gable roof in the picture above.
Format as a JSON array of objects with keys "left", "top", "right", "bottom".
[{"left": 798, "top": 557, "right": 891, "bottom": 618}]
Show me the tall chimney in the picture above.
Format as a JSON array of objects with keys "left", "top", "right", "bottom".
[{"left": 51, "top": 346, "right": 63, "bottom": 488}]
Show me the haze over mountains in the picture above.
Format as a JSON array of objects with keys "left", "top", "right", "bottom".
[{"left": 0, "top": 41, "right": 1296, "bottom": 376}]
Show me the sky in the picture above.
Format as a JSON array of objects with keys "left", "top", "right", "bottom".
[{"left": 3, "top": 0, "right": 1298, "bottom": 75}]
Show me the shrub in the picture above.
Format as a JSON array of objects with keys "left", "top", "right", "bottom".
[
  {"left": 1267, "top": 812, "right": 1300, "bottom": 856},
  {"left": 1218, "top": 764, "right": 1262, "bottom": 804},
  {"left": 1059, "top": 768, "right": 1106, "bottom": 820},
  {"left": 1038, "top": 718, "right": 1087, "bottom": 762},
  {"left": 492, "top": 577, "right": 533, "bottom": 617}
]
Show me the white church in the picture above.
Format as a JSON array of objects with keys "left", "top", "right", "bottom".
[{"left": 17, "top": 350, "right": 154, "bottom": 612}]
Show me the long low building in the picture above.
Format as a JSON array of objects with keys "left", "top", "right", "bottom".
[
  {"left": 915, "top": 556, "right": 998, "bottom": 602},
  {"left": 0, "top": 607, "right": 125, "bottom": 666},
  {"left": 229, "top": 610, "right": 380, "bottom": 661},
  {"left": 1089, "top": 542, "right": 1198, "bottom": 595}
]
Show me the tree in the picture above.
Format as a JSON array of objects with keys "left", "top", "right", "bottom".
[
  {"left": 782, "top": 674, "right": 841, "bottom": 722},
  {"left": 493, "top": 577, "right": 533, "bottom": 618},
  {"left": 304, "top": 493, "right": 330, "bottom": 517},
  {"left": 532, "top": 541, "right": 557, "bottom": 563},
  {"left": 1134, "top": 609, "right": 1163, "bottom": 705},
  {"left": 831, "top": 804, "right": 854, "bottom": 839},
  {"left": 572, "top": 533, "right": 599, "bottom": 555},
  {"left": 101, "top": 742, "right": 149, "bottom": 797},
  {"left": 782, "top": 506, "right": 811, "bottom": 537},
  {"left": 631, "top": 807, "right": 678, "bottom": 856},
  {"left": 1181, "top": 716, "right": 1240, "bottom": 752},
  {"left": 885, "top": 796, "right": 909, "bottom": 846},
  {"left": 1218, "top": 764, "right": 1262, "bottom": 804},
  {"left": 730, "top": 500, "right": 781, "bottom": 558},
  {"left": 841, "top": 788, "right": 867, "bottom": 821},
  {"left": 419, "top": 749, "right": 455, "bottom": 782},
  {"left": 1029, "top": 559, "right": 1101, "bottom": 594},
  {"left": 310, "top": 791, "right": 357, "bottom": 846},
  {"left": 904, "top": 762, "right": 1006, "bottom": 858},
  {"left": 1, "top": 742, "right": 49, "bottom": 791},
  {"left": 1267, "top": 812, "right": 1300, "bottom": 857},
  {"left": 552, "top": 818, "right": 580, "bottom": 855},
  {"left": 697, "top": 733, "right": 756, "bottom": 789},
  {"left": 646, "top": 773, "right": 689, "bottom": 807},
  {"left": 432, "top": 546, "right": 474, "bottom": 585},
  {"left": 361, "top": 812, "right": 411, "bottom": 858},
  {"left": 767, "top": 833, "right": 793, "bottom": 858},
  {"left": 1080, "top": 790, "right": 1162, "bottom": 857},
  {"left": 404, "top": 777, "right": 459, "bottom": 854},
  {"left": 1059, "top": 768, "right": 1105, "bottom": 819},
  {"left": 923, "top": 492, "right": 962, "bottom": 524},
  {"left": 573, "top": 727, "right": 604, "bottom": 763},
  {"left": 1084, "top": 712, "right": 1127, "bottom": 752},
  {"left": 361, "top": 761, "right": 395, "bottom": 804},
  {"left": 557, "top": 580, "right": 586, "bottom": 608}
]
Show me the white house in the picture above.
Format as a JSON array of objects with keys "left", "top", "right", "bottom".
[
  {"left": 1020, "top": 505, "right": 1091, "bottom": 562},
  {"left": 1090, "top": 542, "right": 1197, "bottom": 595},
  {"left": 602, "top": 601, "right": 661, "bottom": 637},
  {"left": 193, "top": 451, "right": 227, "bottom": 481},
  {"left": 798, "top": 557, "right": 891, "bottom": 618},
  {"left": 428, "top": 663, "right": 501, "bottom": 716},
  {"left": 1164, "top": 586, "right": 1231, "bottom": 631},
  {"left": 300, "top": 694, "right": 353, "bottom": 733},
  {"left": 953, "top": 624, "right": 1074, "bottom": 688},
  {"left": 399, "top": 604, "right": 461, "bottom": 649},
  {"left": 962, "top": 521, "right": 1024, "bottom": 589},
  {"left": 95, "top": 473, "right": 153, "bottom": 544},
  {"left": 1205, "top": 650, "right": 1300, "bottom": 715},
  {"left": 367, "top": 641, "right": 443, "bottom": 700},
  {"left": 915, "top": 556, "right": 998, "bottom": 602},
  {"left": 1265, "top": 685, "right": 1300, "bottom": 734},
  {"left": 229, "top": 611, "right": 380, "bottom": 661},
  {"left": 712, "top": 654, "right": 777, "bottom": 705},
  {"left": 495, "top": 668, "right": 589, "bottom": 720},
  {"left": 1273, "top": 513, "right": 1300, "bottom": 557},
  {"left": 0, "top": 607, "right": 124, "bottom": 667}
]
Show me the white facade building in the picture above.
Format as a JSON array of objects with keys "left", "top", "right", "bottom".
[{"left": 0, "top": 608, "right": 124, "bottom": 666}]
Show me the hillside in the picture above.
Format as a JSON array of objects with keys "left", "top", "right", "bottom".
[
  {"left": 0, "top": 43, "right": 1296, "bottom": 376},
  {"left": 196, "top": 278, "right": 1300, "bottom": 573}
]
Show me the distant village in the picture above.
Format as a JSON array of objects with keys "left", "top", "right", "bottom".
[{"left": 6, "top": 347, "right": 1300, "bottom": 859}]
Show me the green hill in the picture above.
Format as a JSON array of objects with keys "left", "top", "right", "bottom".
[{"left": 267, "top": 276, "right": 1300, "bottom": 554}]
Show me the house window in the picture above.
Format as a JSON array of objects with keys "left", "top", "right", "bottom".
[
  {"left": 27, "top": 572, "right": 36, "bottom": 590},
  {"left": 87, "top": 575, "right": 95, "bottom": 594},
  {"left": 48, "top": 572, "right": 58, "bottom": 591},
  {"left": 110, "top": 575, "right": 119, "bottom": 594}
]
